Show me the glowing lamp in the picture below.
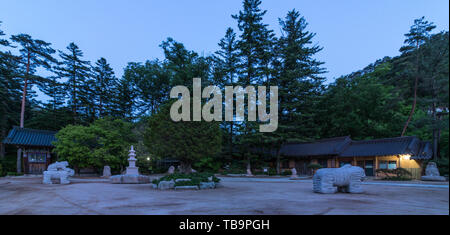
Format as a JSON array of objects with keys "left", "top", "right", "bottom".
[{"left": 401, "top": 154, "right": 411, "bottom": 160}]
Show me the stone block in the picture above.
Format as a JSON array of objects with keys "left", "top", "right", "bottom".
[
  {"left": 158, "top": 180, "right": 175, "bottom": 190},
  {"left": 199, "top": 182, "right": 215, "bottom": 189},
  {"left": 175, "top": 186, "right": 199, "bottom": 190},
  {"left": 175, "top": 178, "right": 191, "bottom": 183},
  {"left": 102, "top": 166, "right": 111, "bottom": 178},
  {"left": 421, "top": 176, "right": 446, "bottom": 181}
]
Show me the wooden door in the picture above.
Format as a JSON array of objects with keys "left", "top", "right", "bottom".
[
  {"left": 295, "top": 160, "right": 310, "bottom": 175},
  {"left": 29, "top": 163, "right": 46, "bottom": 174},
  {"left": 365, "top": 160, "right": 374, "bottom": 176}
]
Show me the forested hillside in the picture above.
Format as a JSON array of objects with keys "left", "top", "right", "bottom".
[{"left": 0, "top": 0, "right": 448, "bottom": 174}]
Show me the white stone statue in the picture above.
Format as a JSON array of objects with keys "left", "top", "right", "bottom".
[
  {"left": 313, "top": 164, "right": 366, "bottom": 194},
  {"left": 168, "top": 166, "right": 175, "bottom": 174},
  {"left": 421, "top": 162, "right": 446, "bottom": 181},
  {"left": 246, "top": 168, "right": 253, "bottom": 176},
  {"left": 290, "top": 168, "right": 299, "bottom": 179},
  {"left": 43, "top": 161, "right": 75, "bottom": 184}
]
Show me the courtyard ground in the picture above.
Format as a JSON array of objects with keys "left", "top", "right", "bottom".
[{"left": 0, "top": 176, "right": 448, "bottom": 215}]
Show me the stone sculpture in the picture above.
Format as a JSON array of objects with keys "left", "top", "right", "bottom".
[
  {"left": 102, "top": 166, "right": 111, "bottom": 178},
  {"left": 313, "top": 164, "right": 366, "bottom": 194},
  {"left": 110, "top": 146, "right": 150, "bottom": 184},
  {"left": 168, "top": 166, "right": 175, "bottom": 174},
  {"left": 421, "top": 162, "right": 446, "bottom": 181},
  {"left": 43, "top": 161, "right": 75, "bottom": 184},
  {"left": 290, "top": 168, "right": 299, "bottom": 180},
  {"left": 246, "top": 168, "right": 253, "bottom": 176}
]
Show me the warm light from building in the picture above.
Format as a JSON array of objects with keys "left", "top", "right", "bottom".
[
  {"left": 146, "top": 157, "right": 150, "bottom": 161},
  {"left": 401, "top": 154, "right": 411, "bottom": 160}
]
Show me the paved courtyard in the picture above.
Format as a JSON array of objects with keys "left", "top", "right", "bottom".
[{"left": 0, "top": 176, "right": 448, "bottom": 215}]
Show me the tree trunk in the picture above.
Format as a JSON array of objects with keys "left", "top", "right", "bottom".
[
  {"left": 401, "top": 76, "right": 418, "bottom": 136},
  {"left": 276, "top": 149, "right": 281, "bottom": 175},
  {"left": 17, "top": 53, "right": 30, "bottom": 173},
  {"left": 431, "top": 79, "right": 438, "bottom": 160},
  {"left": 246, "top": 156, "right": 252, "bottom": 175},
  {"left": 401, "top": 43, "right": 421, "bottom": 137},
  {"left": 0, "top": 129, "right": 5, "bottom": 158},
  {"left": 229, "top": 122, "right": 233, "bottom": 159},
  {"left": 0, "top": 143, "right": 4, "bottom": 159},
  {"left": 16, "top": 148, "right": 22, "bottom": 173}
]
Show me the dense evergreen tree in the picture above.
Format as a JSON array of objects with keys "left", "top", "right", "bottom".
[
  {"left": 160, "top": 38, "right": 212, "bottom": 89},
  {"left": 213, "top": 28, "right": 240, "bottom": 161},
  {"left": 110, "top": 75, "right": 137, "bottom": 122},
  {"left": 92, "top": 57, "right": 117, "bottom": 118},
  {"left": 319, "top": 63, "right": 407, "bottom": 140},
  {"left": 267, "top": 9, "right": 325, "bottom": 173},
  {"left": 233, "top": 0, "right": 274, "bottom": 85},
  {"left": 0, "top": 22, "right": 21, "bottom": 158},
  {"left": 54, "top": 42, "right": 92, "bottom": 124},
  {"left": 145, "top": 101, "right": 222, "bottom": 173},
  {"left": 414, "top": 31, "right": 449, "bottom": 160},
  {"left": 121, "top": 60, "right": 170, "bottom": 116},
  {"left": 232, "top": 0, "right": 276, "bottom": 171}
]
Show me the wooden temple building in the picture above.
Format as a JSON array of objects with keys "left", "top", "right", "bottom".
[
  {"left": 2, "top": 126, "right": 57, "bottom": 174},
  {"left": 280, "top": 136, "right": 432, "bottom": 179}
]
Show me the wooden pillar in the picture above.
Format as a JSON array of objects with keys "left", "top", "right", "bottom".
[
  {"left": 374, "top": 157, "right": 378, "bottom": 178},
  {"left": 22, "top": 148, "right": 28, "bottom": 174},
  {"left": 46, "top": 150, "right": 51, "bottom": 169}
]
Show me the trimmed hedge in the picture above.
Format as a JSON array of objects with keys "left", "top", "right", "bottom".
[{"left": 153, "top": 172, "right": 220, "bottom": 186}]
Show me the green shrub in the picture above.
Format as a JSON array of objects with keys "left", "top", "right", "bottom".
[
  {"left": 281, "top": 170, "right": 292, "bottom": 176},
  {"left": 433, "top": 157, "right": 449, "bottom": 176},
  {"left": 307, "top": 163, "right": 323, "bottom": 170},
  {"left": 376, "top": 168, "right": 412, "bottom": 180},
  {"left": 0, "top": 153, "right": 17, "bottom": 175},
  {"left": 268, "top": 168, "right": 277, "bottom": 176},
  {"left": 6, "top": 172, "right": 23, "bottom": 176}
]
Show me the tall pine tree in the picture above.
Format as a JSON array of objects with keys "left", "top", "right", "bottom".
[
  {"left": 54, "top": 42, "right": 91, "bottom": 124},
  {"left": 92, "top": 57, "right": 117, "bottom": 118},
  {"left": 9, "top": 34, "right": 56, "bottom": 173},
  {"left": 232, "top": 0, "right": 276, "bottom": 173},
  {"left": 400, "top": 17, "right": 436, "bottom": 136}
]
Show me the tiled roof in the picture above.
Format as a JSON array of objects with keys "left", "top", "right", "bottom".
[
  {"left": 412, "top": 141, "right": 433, "bottom": 160},
  {"left": 340, "top": 136, "right": 419, "bottom": 157},
  {"left": 281, "top": 136, "right": 351, "bottom": 157},
  {"left": 280, "top": 136, "right": 432, "bottom": 160},
  {"left": 2, "top": 126, "right": 57, "bottom": 147}
]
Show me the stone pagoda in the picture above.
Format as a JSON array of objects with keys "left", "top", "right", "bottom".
[{"left": 110, "top": 146, "right": 150, "bottom": 184}]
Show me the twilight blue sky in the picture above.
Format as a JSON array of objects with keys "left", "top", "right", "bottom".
[{"left": 1, "top": 0, "right": 449, "bottom": 87}]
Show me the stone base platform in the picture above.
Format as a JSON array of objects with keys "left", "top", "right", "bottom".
[
  {"left": 421, "top": 176, "right": 446, "bottom": 182},
  {"left": 110, "top": 174, "right": 150, "bottom": 184}
]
